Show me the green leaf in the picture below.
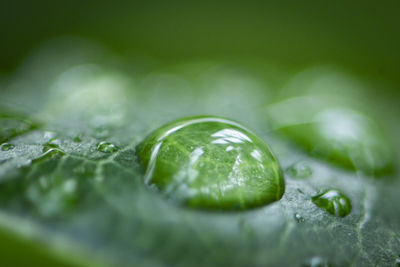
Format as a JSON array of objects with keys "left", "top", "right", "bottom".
[{"left": 0, "top": 41, "right": 399, "bottom": 266}]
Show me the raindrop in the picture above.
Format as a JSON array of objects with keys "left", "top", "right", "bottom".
[
  {"left": 268, "top": 98, "right": 394, "bottom": 176},
  {"left": 97, "top": 141, "right": 119, "bottom": 153},
  {"left": 136, "top": 116, "right": 284, "bottom": 210},
  {"left": 312, "top": 189, "right": 352, "bottom": 217},
  {"left": 0, "top": 143, "right": 15, "bottom": 151},
  {"left": 42, "top": 142, "right": 61, "bottom": 153}
]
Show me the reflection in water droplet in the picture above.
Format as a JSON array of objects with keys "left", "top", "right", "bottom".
[
  {"left": 302, "top": 256, "right": 330, "bottom": 267},
  {"left": 286, "top": 161, "right": 312, "bottom": 179},
  {"left": 312, "top": 189, "right": 352, "bottom": 217},
  {"left": 97, "top": 141, "right": 119, "bottom": 153},
  {"left": 1, "top": 143, "right": 15, "bottom": 151},
  {"left": 136, "top": 116, "right": 284, "bottom": 210},
  {"left": 294, "top": 213, "right": 305, "bottom": 223}
]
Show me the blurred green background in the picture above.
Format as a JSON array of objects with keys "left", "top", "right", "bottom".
[{"left": 1, "top": 0, "right": 400, "bottom": 87}]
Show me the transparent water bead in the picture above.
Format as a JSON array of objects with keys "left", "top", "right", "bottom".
[{"left": 136, "top": 116, "right": 284, "bottom": 210}]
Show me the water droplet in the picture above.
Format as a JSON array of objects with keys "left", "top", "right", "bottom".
[
  {"left": 294, "top": 213, "right": 305, "bottom": 223},
  {"left": 395, "top": 256, "right": 400, "bottom": 266},
  {"left": 286, "top": 161, "right": 312, "bottom": 179},
  {"left": 136, "top": 116, "right": 284, "bottom": 210},
  {"left": 1, "top": 143, "right": 15, "bottom": 151},
  {"left": 302, "top": 256, "right": 330, "bottom": 267},
  {"left": 36, "top": 142, "right": 64, "bottom": 162},
  {"left": 97, "top": 141, "right": 119, "bottom": 153},
  {"left": 312, "top": 189, "right": 352, "bottom": 217},
  {"left": 268, "top": 97, "right": 394, "bottom": 176},
  {"left": 42, "top": 142, "right": 60, "bottom": 153}
]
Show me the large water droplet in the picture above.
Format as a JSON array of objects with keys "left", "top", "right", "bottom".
[
  {"left": 312, "top": 189, "right": 352, "bottom": 217},
  {"left": 1, "top": 143, "right": 15, "bottom": 151},
  {"left": 97, "top": 141, "right": 119, "bottom": 153},
  {"left": 136, "top": 116, "right": 284, "bottom": 210},
  {"left": 267, "top": 97, "right": 394, "bottom": 176}
]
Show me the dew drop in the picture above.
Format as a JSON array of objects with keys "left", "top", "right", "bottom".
[
  {"left": 0, "top": 143, "right": 15, "bottom": 151},
  {"left": 136, "top": 116, "right": 284, "bottom": 210},
  {"left": 36, "top": 142, "right": 64, "bottom": 162},
  {"left": 294, "top": 213, "right": 305, "bottom": 223},
  {"left": 286, "top": 161, "right": 312, "bottom": 179},
  {"left": 312, "top": 189, "right": 352, "bottom": 217},
  {"left": 268, "top": 97, "right": 394, "bottom": 176},
  {"left": 42, "top": 142, "right": 61, "bottom": 153},
  {"left": 97, "top": 141, "right": 119, "bottom": 153}
]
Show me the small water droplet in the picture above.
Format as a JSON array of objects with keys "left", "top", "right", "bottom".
[
  {"left": 136, "top": 116, "right": 284, "bottom": 210},
  {"left": 294, "top": 213, "right": 305, "bottom": 223},
  {"left": 97, "top": 141, "right": 119, "bottom": 153},
  {"left": 302, "top": 256, "right": 330, "bottom": 267},
  {"left": 1, "top": 143, "right": 15, "bottom": 151},
  {"left": 36, "top": 142, "right": 65, "bottom": 162},
  {"left": 395, "top": 256, "right": 400, "bottom": 266},
  {"left": 312, "top": 189, "right": 352, "bottom": 217},
  {"left": 42, "top": 142, "right": 60, "bottom": 153},
  {"left": 286, "top": 161, "right": 312, "bottom": 179}
]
